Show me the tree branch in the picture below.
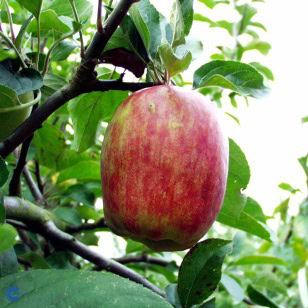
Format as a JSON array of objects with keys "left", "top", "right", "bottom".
[
  {"left": 66, "top": 218, "right": 108, "bottom": 233},
  {"left": 0, "top": 0, "right": 146, "bottom": 159},
  {"left": 23, "top": 166, "right": 46, "bottom": 205},
  {"left": 114, "top": 255, "right": 170, "bottom": 267},
  {"left": 9, "top": 134, "right": 34, "bottom": 197},
  {"left": 3, "top": 196, "right": 165, "bottom": 298}
]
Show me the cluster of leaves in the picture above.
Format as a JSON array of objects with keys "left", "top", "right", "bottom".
[{"left": 0, "top": 0, "right": 306, "bottom": 307}]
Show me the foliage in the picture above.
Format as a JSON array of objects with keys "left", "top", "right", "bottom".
[{"left": 0, "top": 0, "right": 306, "bottom": 307}]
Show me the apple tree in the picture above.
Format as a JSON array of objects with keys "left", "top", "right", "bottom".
[{"left": 0, "top": 0, "right": 306, "bottom": 307}]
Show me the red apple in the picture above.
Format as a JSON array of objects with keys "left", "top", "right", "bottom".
[{"left": 101, "top": 85, "right": 228, "bottom": 251}]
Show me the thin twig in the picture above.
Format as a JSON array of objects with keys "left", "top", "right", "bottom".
[
  {"left": 3, "top": 0, "right": 15, "bottom": 42},
  {"left": 9, "top": 132, "right": 34, "bottom": 197},
  {"left": 18, "top": 258, "right": 32, "bottom": 268},
  {"left": 97, "top": 0, "right": 104, "bottom": 34},
  {"left": 0, "top": 0, "right": 146, "bottom": 159},
  {"left": 7, "top": 219, "right": 29, "bottom": 231},
  {"left": 17, "top": 228, "right": 37, "bottom": 251},
  {"left": 23, "top": 167, "right": 45, "bottom": 204},
  {"left": 66, "top": 218, "right": 108, "bottom": 233},
  {"left": 34, "top": 160, "right": 44, "bottom": 194},
  {"left": 114, "top": 255, "right": 170, "bottom": 267},
  {"left": 0, "top": 31, "right": 27, "bottom": 68},
  {"left": 35, "top": 1, "right": 44, "bottom": 70},
  {"left": 69, "top": 0, "right": 85, "bottom": 58}
]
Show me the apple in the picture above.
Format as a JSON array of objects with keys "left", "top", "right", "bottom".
[
  {"left": 0, "top": 91, "right": 34, "bottom": 142},
  {"left": 101, "top": 85, "right": 229, "bottom": 251}
]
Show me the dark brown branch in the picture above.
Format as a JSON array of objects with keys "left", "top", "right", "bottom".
[
  {"left": 243, "top": 297, "right": 255, "bottom": 305},
  {"left": 114, "top": 255, "right": 170, "bottom": 267},
  {"left": 0, "top": 0, "right": 144, "bottom": 159},
  {"left": 97, "top": 0, "right": 103, "bottom": 34},
  {"left": 18, "top": 258, "right": 32, "bottom": 267},
  {"left": 66, "top": 218, "right": 108, "bottom": 233},
  {"left": 17, "top": 228, "right": 37, "bottom": 251},
  {"left": 9, "top": 133, "right": 34, "bottom": 197},
  {"left": 0, "top": 80, "right": 154, "bottom": 159},
  {"left": 7, "top": 219, "right": 29, "bottom": 231},
  {"left": 34, "top": 160, "right": 44, "bottom": 195},
  {"left": 86, "top": 80, "right": 155, "bottom": 93},
  {"left": 3, "top": 196, "right": 165, "bottom": 298},
  {"left": 23, "top": 166, "right": 46, "bottom": 204}
]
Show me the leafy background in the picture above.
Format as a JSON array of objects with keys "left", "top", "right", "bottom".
[{"left": 0, "top": 0, "right": 307, "bottom": 307}]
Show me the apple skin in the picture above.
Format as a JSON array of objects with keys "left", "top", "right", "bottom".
[
  {"left": 0, "top": 91, "right": 33, "bottom": 142},
  {"left": 101, "top": 85, "right": 229, "bottom": 251}
]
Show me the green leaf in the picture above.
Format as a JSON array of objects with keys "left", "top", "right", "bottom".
[
  {"left": 278, "top": 182, "right": 300, "bottom": 194},
  {"left": 0, "top": 248, "right": 18, "bottom": 278},
  {"left": 130, "top": 0, "right": 172, "bottom": 58},
  {"left": 0, "top": 269, "right": 172, "bottom": 307},
  {"left": 0, "top": 84, "right": 19, "bottom": 108},
  {"left": 16, "top": 0, "right": 43, "bottom": 19},
  {"left": 220, "top": 274, "right": 245, "bottom": 302},
  {"left": 0, "top": 224, "right": 17, "bottom": 253},
  {"left": 76, "top": 205, "right": 101, "bottom": 222},
  {"left": 233, "top": 256, "right": 287, "bottom": 266},
  {"left": 50, "top": 41, "right": 77, "bottom": 62},
  {"left": 65, "top": 184, "right": 95, "bottom": 207},
  {"left": 126, "top": 239, "right": 146, "bottom": 254},
  {"left": 0, "top": 157, "right": 9, "bottom": 188},
  {"left": 245, "top": 40, "right": 271, "bottom": 55},
  {"left": 47, "top": 0, "right": 93, "bottom": 22},
  {"left": 193, "top": 60, "right": 269, "bottom": 98},
  {"left": 225, "top": 112, "right": 240, "bottom": 125},
  {"left": 55, "top": 207, "right": 82, "bottom": 226},
  {"left": 68, "top": 91, "right": 129, "bottom": 153},
  {"left": 20, "top": 252, "right": 51, "bottom": 269},
  {"left": 253, "top": 272, "right": 287, "bottom": 295},
  {"left": 301, "top": 115, "right": 308, "bottom": 124},
  {"left": 273, "top": 198, "right": 289, "bottom": 223},
  {"left": 27, "top": 10, "right": 71, "bottom": 34},
  {"left": 193, "top": 14, "right": 234, "bottom": 35},
  {"left": 216, "top": 211, "right": 275, "bottom": 241},
  {"left": 0, "top": 62, "right": 43, "bottom": 95},
  {"left": 178, "top": 239, "right": 232, "bottom": 307},
  {"left": 165, "top": 284, "right": 182, "bottom": 307},
  {"left": 41, "top": 73, "right": 67, "bottom": 103},
  {"left": 249, "top": 62, "right": 274, "bottom": 81},
  {"left": 32, "top": 123, "right": 66, "bottom": 170},
  {"left": 175, "top": 37, "right": 203, "bottom": 61},
  {"left": 56, "top": 149, "right": 96, "bottom": 171},
  {"left": 158, "top": 43, "right": 192, "bottom": 78},
  {"left": 104, "top": 28, "right": 133, "bottom": 53},
  {"left": 236, "top": 4, "right": 257, "bottom": 35},
  {"left": 129, "top": 3, "right": 151, "bottom": 52},
  {"left": 46, "top": 251, "right": 74, "bottom": 269},
  {"left": 199, "top": 298, "right": 215, "bottom": 307},
  {"left": 219, "top": 139, "right": 250, "bottom": 219},
  {"left": 120, "top": 16, "right": 150, "bottom": 62},
  {"left": 57, "top": 161, "right": 101, "bottom": 183},
  {"left": 178, "top": 0, "right": 194, "bottom": 36},
  {"left": 249, "top": 21, "right": 267, "bottom": 31},
  {"left": 170, "top": 1, "right": 185, "bottom": 48},
  {"left": 0, "top": 48, "right": 16, "bottom": 62},
  {"left": 243, "top": 197, "right": 267, "bottom": 223},
  {"left": 298, "top": 155, "right": 308, "bottom": 179},
  {"left": 247, "top": 285, "right": 280, "bottom": 308},
  {"left": 15, "top": 15, "right": 33, "bottom": 51},
  {"left": 198, "top": 0, "right": 229, "bottom": 9}
]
